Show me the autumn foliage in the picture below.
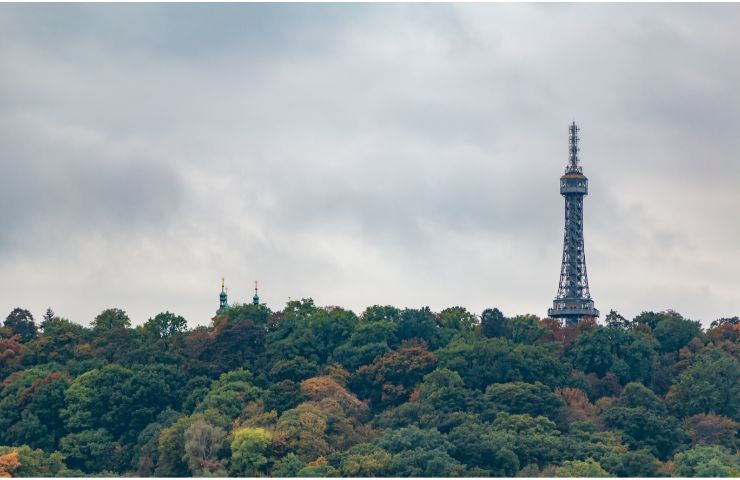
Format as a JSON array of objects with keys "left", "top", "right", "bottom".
[{"left": 0, "top": 303, "right": 737, "bottom": 476}]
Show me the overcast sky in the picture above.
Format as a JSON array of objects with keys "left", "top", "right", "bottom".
[{"left": 1, "top": 4, "right": 738, "bottom": 328}]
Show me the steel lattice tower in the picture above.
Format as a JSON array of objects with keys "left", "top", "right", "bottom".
[{"left": 548, "top": 122, "right": 599, "bottom": 324}]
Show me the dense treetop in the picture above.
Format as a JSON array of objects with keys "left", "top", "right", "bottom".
[{"left": 0, "top": 303, "right": 738, "bottom": 477}]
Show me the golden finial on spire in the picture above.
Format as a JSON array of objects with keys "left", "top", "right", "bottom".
[
  {"left": 254, "top": 280, "right": 259, "bottom": 293},
  {"left": 221, "top": 277, "right": 225, "bottom": 289}
]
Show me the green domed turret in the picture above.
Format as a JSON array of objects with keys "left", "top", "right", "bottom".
[
  {"left": 252, "top": 280, "right": 260, "bottom": 305},
  {"left": 217, "top": 278, "right": 228, "bottom": 313}
]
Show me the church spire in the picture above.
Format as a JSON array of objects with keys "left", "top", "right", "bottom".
[
  {"left": 252, "top": 280, "right": 260, "bottom": 305},
  {"left": 218, "top": 277, "right": 228, "bottom": 313}
]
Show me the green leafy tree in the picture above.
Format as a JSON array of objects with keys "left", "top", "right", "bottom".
[
  {"left": 333, "top": 320, "right": 395, "bottom": 371},
  {"left": 555, "top": 458, "right": 610, "bottom": 477},
  {"left": 142, "top": 311, "right": 188, "bottom": 338},
  {"left": 481, "top": 308, "right": 508, "bottom": 338},
  {"left": 91, "top": 308, "right": 131, "bottom": 331},
  {"left": 667, "top": 350, "right": 739, "bottom": 420},
  {"left": 229, "top": 427, "right": 271, "bottom": 476},
  {"left": 602, "top": 385, "right": 688, "bottom": 460},
  {"left": 508, "top": 315, "right": 547, "bottom": 344},
  {"left": 570, "top": 327, "right": 615, "bottom": 377},
  {"left": 673, "top": 445, "right": 739, "bottom": 477},
  {"left": 600, "top": 449, "right": 660, "bottom": 477},
  {"left": 271, "top": 452, "right": 305, "bottom": 476},
  {"left": 489, "top": 413, "right": 562, "bottom": 469},
  {"left": 438, "top": 307, "right": 477, "bottom": 332},
  {"left": 194, "top": 369, "right": 262, "bottom": 420},
  {"left": 155, "top": 415, "right": 197, "bottom": 476},
  {"left": 439, "top": 337, "right": 568, "bottom": 390},
  {"left": 653, "top": 313, "right": 702, "bottom": 353},
  {"left": 360, "top": 305, "right": 402, "bottom": 324},
  {"left": 336, "top": 444, "right": 391, "bottom": 476},
  {"left": 0, "top": 368, "right": 70, "bottom": 450},
  {"left": 482, "top": 381, "right": 565, "bottom": 421},
  {"left": 62, "top": 363, "right": 184, "bottom": 446},
  {"left": 447, "top": 421, "right": 519, "bottom": 475},
  {"left": 130, "top": 408, "right": 181, "bottom": 476},
  {"left": 59, "top": 428, "right": 118, "bottom": 473},
  {"left": 269, "top": 356, "right": 320, "bottom": 383},
  {"left": 396, "top": 307, "right": 443, "bottom": 349},
  {"left": 29, "top": 316, "right": 90, "bottom": 365}
]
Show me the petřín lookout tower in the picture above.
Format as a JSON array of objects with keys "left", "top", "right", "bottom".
[{"left": 548, "top": 122, "right": 599, "bottom": 324}]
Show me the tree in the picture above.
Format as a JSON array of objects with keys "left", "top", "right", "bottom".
[
  {"left": 29, "top": 316, "right": 90, "bottom": 365},
  {"left": 413, "top": 368, "right": 482, "bottom": 428},
  {"left": 482, "top": 382, "right": 565, "bottom": 421},
  {"left": 569, "top": 327, "right": 615, "bottom": 377},
  {"left": 0, "top": 368, "right": 70, "bottom": 450},
  {"left": 155, "top": 415, "right": 197, "bottom": 476},
  {"left": 360, "top": 305, "right": 402, "bottom": 324},
  {"left": 0, "top": 446, "right": 73, "bottom": 477},
  {"left": 271, "top": 452, "right": 305, "bottom": 477},
  {"left": 129, "top": 408, "right": 181, "bottom": 476},
  {"left": 605, "top": 309, "right": 630, "bottom": 329},
  {"left": 333, "top": 320, "right": 395, "bottom": 371},
  {"left": 602, "top": 402, "right": 687, "bottom": 460},
  {"left": 653, "top": 313, "right": 702, "bottom": 353},
  {"left": 337, "top": 444, "right": 391, "bottom": 476},
  {"left": 91, "top": 308, "right": 131, "bottom": 331},
  {"left": 600, "top": 449, "right": 660, "bottom": 477},
  {"left": 447, "top": 421, "right": 519, "bottom": 475},
  {"left": 195, "top": 369, "right": 262, "bottom": 420},
  {"left": 555, "top": 458, "right": 610, "bottom": 477},
  {"left": 230, "top": 427, "right": 272, "bottom": 476},
  {"left": 59, "top": 429, "right": 118, "bottom": 473},
  {"left": 141, "top": 311, "right": 187, "bottom": 338},
  {"left": 300, "top": 375, "right": 368, "bottom": 420},
  {"left": 489, "top": 413, "right": 562, "bottom": 469},
  {"left": 183, "top": 419, "right": 226, "bottom": 476},
  {"left": 0, "top": 336, "right": 27, "bottom": 376},
  {"left": 269, "top": 356, "right": 320, "bottom": 383},
  {"left": 437, "top": 306, "right": 477, "bottom": 332},
  {"left": 62, "top": 363, "right": 183, "bottom": 446},
  {"left": 0, "top": 451, "right": 20, "bottom": 478},
  {"left": 4, "top": 308, "right": 37, "bottom": 342},
  {"left": 200, "top": 317, "right": 266, "bottom": 374},
  {"left": 438, "top": 337, "right": 568, "bottom": 390},
  {"left": 396, "top": 307, "right": 443, "bottom": 349},
  {"left": 555, "top": 387, "right": 602, "bottom": 428},
  {"left": 683, "top": 413, "right": 739, "bottom": 450},
  {"left": 387, "top": 448, "right": 468, "bottom": 476},
  {"left": 265, "top": 380, "right": 305, "bottom": 414},
  {"left": 481, "top": 308, "right": 507, "bottom": 338},
  {"left": 673, "top": 445, "right": 739, "bottom": 477},
  {"left": 274, "top": 403, "right": 331, "bottom": 461},
  {"left": 508, "top": 315, "right": 546, "bottom": 344},
  {"left": 667, "top": 349, "right": 739, "bottom": 420},
  {"left": 351, "top": 343, "right": 438, "bottom": 410}
]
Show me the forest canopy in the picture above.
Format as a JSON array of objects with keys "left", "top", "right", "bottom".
[{"left": 0, "top": 303, "right": 738, "bottom": 477}]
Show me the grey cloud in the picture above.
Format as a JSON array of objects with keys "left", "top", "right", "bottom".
[{"left": 0, "top": 4, "right": 738, "bottom": 326}]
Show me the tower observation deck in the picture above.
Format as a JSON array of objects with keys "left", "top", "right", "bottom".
[{"left": 548, "top": 122, "right": 599, "bottom": 324}]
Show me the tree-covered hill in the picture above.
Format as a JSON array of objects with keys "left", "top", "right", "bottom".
[{"left": 0, "top": 303, "right": 738, "bottom": 477}]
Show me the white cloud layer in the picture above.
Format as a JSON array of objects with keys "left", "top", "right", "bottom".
[{"left": 0, "top": 4, "right": 738, "bottom": 327}]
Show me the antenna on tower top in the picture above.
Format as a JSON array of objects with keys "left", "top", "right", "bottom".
[{"left": 567, "top": 121, "right": 582, "bottom": 174}]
